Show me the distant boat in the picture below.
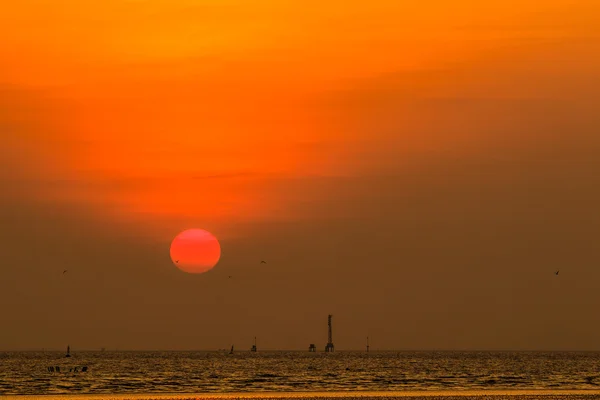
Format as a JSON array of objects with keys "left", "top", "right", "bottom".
[
  {"left": 65, "top": 345, "right": 71, "bottom": 358},
  {"left": 251, "top": 337, "right": 257, "bottom": 352}
]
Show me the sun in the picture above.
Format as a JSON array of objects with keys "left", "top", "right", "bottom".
[{"left": 170, "top": 229, "right": 221, "bottom": 274}]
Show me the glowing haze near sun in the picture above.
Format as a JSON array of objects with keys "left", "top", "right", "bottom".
[{"left": 170, "top": 229, "right": 221, "bottom": 274}]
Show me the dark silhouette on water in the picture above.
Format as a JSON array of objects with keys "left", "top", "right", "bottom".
[
  {"left": 325, "top": 314, "right": 334, "bottom": 352},
  {"left": 229, "top": 345, "right": 234, "bottom": 354},
  {"left": 65, "top": 345, "right": 71, "bottom": 358},
  {"left": 48, "top": 365, "right": 88, "bottom": 373}
]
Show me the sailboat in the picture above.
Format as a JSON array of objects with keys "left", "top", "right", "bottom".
[{"left": 65, "top": 345, "right": 71, "bottom": 358}]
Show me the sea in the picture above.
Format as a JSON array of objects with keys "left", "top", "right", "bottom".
[{"left": 1, "top": 351, "right": 600, "bottom": 399}]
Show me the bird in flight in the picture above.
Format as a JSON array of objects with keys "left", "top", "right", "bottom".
[
  {"left": 555, "top": 270, "right": 560, "bottom": 276},
  {"left": 175, "top": 260, "right": 179, "bottom": 263},
  {"left": 63, "top": 270, "right": 68, "bottom": 274},
  {"left": 260, "top": 260, "right": 267, "bottom": 264},
  {"left": 228, "top": 276, "right": 232, "bottom": 279}
]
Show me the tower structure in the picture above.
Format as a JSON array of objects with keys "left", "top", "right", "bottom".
[
  {"left": 251, "top": 337, "right": 257, "bottom": 352},
  {"left": 325, "top": 314, "right": 334, "bottom": 352},
  {"left": 366, "top": 336, "right": 370, "bottom": 352}
]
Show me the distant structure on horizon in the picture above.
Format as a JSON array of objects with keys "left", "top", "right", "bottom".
[
  {"left": 251, "top": 337, "right": 257, "bottom": 352},
  {"left": 308, "top": 343, "right": 316, "bottom": 352},
  {"left": 65, "top": 345, "right": 71, "bottom": 358},
  {"left": 325, "top": 314, "right": 334, "bottom": 352},
  {"left": 366, "top": 336, "right": 370, "bottom": 352}
]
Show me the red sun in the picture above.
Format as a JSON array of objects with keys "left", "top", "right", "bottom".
[{"left": 170, "top": 229, "right": 221, "bottom": 274}]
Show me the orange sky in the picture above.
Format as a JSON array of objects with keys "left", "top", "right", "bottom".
[
  {"left": 2, "top": 1, "right": 600, "bottom": 350},
  {"left": 4, "top": 0, "right": 598, "bottom": 237}
]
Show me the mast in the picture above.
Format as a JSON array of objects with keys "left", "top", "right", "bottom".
[{"left": 325, "top": 315, "right": 334, "bottom": 352}]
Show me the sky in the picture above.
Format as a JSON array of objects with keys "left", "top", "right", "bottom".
[{"left": 1, "top": 0, "right": 600, "bottom": 351}]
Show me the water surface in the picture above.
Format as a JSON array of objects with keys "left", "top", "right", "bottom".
[{"left": 1, "top": 351, "right": 599, "bottom": 395}]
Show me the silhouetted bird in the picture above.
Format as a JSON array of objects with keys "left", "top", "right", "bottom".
[
  {"left": 228, "top": 276, "right": 232, "bottom": 279},
  {"left": 555, "top": 270, "right": 560, "bottom": 275},
  {"left": 63, "top": 270, "right": 68, "bottom": 274},
  {"left": 260, "top": 260, "right": 267, "bottom": 264},
  {"left": 175, "top": 260, "right": 179, "bottom": 263}
]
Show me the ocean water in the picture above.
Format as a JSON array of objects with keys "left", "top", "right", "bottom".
[{"left": 1, "top": 351, "right": 600, "bottom": 396}]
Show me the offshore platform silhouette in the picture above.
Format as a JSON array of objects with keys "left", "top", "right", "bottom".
[{"left": 325, "top": 314, "right": 334, "bottom": 352}]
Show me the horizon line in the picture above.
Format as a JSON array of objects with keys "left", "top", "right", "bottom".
[{"left": 3, "top": 348, "right": 600, "bottom": 353}]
